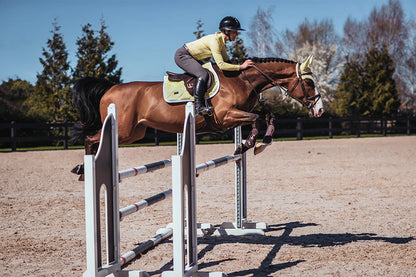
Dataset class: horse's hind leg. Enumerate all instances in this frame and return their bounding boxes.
[71,131,102,181]
[72,122,147,179]
[118,123,147,145]
[254,113,275,155]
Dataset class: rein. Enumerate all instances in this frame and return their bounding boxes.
[241,70,262,112]
[244,63,321,110]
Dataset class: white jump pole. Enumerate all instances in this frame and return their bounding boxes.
[119,159,172,181]
[120,228,173,266]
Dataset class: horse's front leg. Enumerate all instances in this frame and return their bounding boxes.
[254,113,275,155]
[234,122,259,155]
[220,109,260,155]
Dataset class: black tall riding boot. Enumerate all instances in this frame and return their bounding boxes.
[194,77,213,115]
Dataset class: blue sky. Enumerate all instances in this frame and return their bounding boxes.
[1,0,415,84]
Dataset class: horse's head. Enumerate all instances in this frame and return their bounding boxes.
[286,55,324,117]
[248,56,324,117]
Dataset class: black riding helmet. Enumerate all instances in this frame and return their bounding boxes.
[219,16,245,31]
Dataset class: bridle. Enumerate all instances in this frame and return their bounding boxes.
[243,63,321,110]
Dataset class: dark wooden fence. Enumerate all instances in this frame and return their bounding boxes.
[272,116,415,140]
[1,116,415,151]
[0,121,74,151]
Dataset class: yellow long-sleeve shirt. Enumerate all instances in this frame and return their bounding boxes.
[185,32,240,71]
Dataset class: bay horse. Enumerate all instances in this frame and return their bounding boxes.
[71,55,324,177]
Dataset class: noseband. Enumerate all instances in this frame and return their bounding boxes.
[247,63,321,110]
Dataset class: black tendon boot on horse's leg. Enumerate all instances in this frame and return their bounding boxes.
[71,164,85,181]
[194,77,213,116]
[254,113,276,155]
[234,126,259,155]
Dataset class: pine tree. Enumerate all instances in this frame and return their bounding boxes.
[27,19,74,122]
[341,0,411,111]
[334,47,400,117]
[73,19,122,83]
[362,47,400,116]
[334,60,363,117]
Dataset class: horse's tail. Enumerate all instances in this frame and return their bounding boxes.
[71,77,114,143]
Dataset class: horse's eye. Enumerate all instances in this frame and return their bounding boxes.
[305,79,315,88]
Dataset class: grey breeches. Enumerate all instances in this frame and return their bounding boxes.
[174,46,209,83]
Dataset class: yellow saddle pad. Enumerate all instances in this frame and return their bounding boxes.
[163,62,220,103]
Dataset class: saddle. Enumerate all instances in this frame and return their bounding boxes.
[165,70,214,96]
[163,62,220,104]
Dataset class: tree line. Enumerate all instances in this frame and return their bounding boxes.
[1,0,415,126]
[246,0,415,118]
[0,18,122,123]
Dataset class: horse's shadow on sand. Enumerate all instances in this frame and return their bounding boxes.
[148,221,414,276]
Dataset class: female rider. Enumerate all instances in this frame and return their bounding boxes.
[174,16,254,115]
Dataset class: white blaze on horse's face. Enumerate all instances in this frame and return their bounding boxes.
[312,87,324,117]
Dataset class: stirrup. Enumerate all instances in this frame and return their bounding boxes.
[196,105,214,116]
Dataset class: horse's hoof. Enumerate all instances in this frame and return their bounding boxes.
[254,142,270,155]
[234,143,249,155]
[234,144,243,155]
[71,164,84,175]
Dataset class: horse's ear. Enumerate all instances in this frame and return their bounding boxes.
[300,55,314,73]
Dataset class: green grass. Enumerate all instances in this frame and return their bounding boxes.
[0,145,85,152]
[0,133,412,152]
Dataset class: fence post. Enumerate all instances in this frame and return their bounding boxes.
[154,128,159,146]
[407,116,411,136]
[63,121,68,150]
[356,119,360,138]
[11,121,16,152]
[328,117,333,139]
[296,117,303,140]
[382,117,387,136]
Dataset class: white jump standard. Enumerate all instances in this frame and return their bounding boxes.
[83,104,173,277]
[83,103,267,277]
[162,103,268,276]
[163,103,227,277]
[175,110,267,237]
[215,126,267,236]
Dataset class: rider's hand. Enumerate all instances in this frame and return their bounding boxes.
[240,59,254,70]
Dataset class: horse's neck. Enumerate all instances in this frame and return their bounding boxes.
[247,62,296,91]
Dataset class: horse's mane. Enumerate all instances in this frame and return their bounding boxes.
[248,57,297,64]
[224,57,298,77]
[232,57,297,64]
